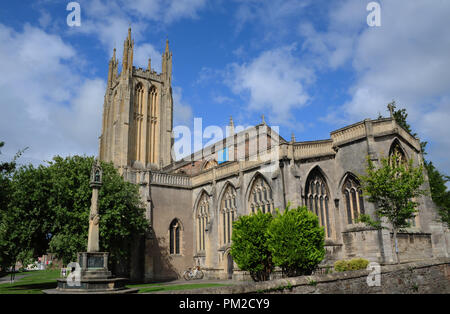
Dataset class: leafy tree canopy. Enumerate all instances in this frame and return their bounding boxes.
[1,155,149,273]
[357,154,426,264]
[387,102,449,227]
[266,206,325,277]
[358,155,426,230]
[230,210,273,281]
[424,160,450,227]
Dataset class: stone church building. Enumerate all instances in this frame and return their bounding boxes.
[99,29,449,281]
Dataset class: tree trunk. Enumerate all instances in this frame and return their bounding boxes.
[393,228,400,264]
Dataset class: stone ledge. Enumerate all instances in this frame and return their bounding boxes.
[43,288,139,294]
[156,258,450,294]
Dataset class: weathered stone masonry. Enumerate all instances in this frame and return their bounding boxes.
[98,29,450,282]
[161,259,450,294]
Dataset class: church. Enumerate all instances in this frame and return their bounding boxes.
[98,29,449,282]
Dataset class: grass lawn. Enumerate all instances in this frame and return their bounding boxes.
[126,282,231,293]
[0,269,60,294]
[0,270,230,294]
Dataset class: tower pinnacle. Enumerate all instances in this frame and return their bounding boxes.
[122,27,134,75]
[228,116,235,136]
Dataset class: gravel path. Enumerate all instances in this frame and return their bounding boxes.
[0,273,29,284]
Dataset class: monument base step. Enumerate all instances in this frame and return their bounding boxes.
[48,277,137,294]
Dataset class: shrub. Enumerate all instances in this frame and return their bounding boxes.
[348,258,369,270]
[230,210,273,281]
[334,260,349,272]
[334,258,369,272]
[266,206,325,277]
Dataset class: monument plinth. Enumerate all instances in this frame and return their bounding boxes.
[45,159,137,294]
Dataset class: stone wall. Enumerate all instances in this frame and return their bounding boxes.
[394,232,433,262]
[134,116,449,281]
[145,185,194,282]
[341,229,383,262]
[165,259,450,294]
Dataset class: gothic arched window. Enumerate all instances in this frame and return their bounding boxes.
[389,140,407,168]
[203,159,218,171]
[220,185,237,245]
[305,168,332,238]
[196,193,210,252]
[342,175,365,224]
[147,85,159,164]
[134,83,145,162]
[169,219,181,255]
[389,140,419,227]
[248,175,273,214]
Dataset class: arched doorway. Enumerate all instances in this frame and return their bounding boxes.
[227,253,234,280]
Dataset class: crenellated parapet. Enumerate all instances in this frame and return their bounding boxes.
[132,67,162,83]
[121,166,191,188]
[330,118,421,152]
[331,121,367,147]
[280,118,422,162]
[292,140,335,160]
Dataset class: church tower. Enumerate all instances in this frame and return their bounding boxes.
[99,28,174,171]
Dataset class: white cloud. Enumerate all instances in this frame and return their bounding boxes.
[38,9,52,29]
[173,86,193,126]
[122,0,162,21]
[68,0,207,74]
[73,0,207,55]
[118,0,207,23]
[232,0,312,39]
[0,21,191,167]
[194,67,221,86]
[0,23,77,124]
[213,95,234,105]
[0,0,206,166]
[226,45,314,125]
[134,43,162,72]
[297,0,367,70]
[308,0,450,175]
[54,79,106,153]
[0,23,105,165]
[164,0,207,23]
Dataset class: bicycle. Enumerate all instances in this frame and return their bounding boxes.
[183,266,204,280]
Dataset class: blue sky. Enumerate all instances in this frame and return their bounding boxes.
[0,0,449,184]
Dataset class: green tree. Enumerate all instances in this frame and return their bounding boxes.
[424,160,450,227]
[2,164,53,268]
[0,141,27,271]
[388,101,415,136]
[0,141,27,215]
[358,154,426,263]
[44,156,149,271]
[1,155,149,274]
[230,210,273,281]
[388,102,449,227]
[388,101,428,153]
[266,206,325,277]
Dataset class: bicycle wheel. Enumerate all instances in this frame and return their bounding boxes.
[195,270,204,280]
[183,271,191,281]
